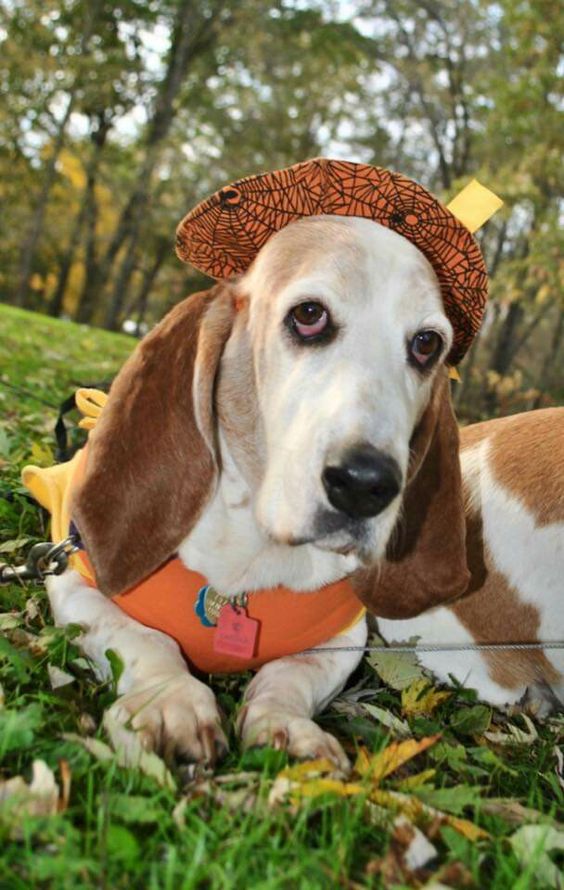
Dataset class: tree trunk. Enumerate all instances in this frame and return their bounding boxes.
[135,241,169,332]
[98,0,222,328]
[48,114,110,318]
[74,161,102,325]
[483,300,524,415]
[533,307,564,409]
[14,92,76,309]
[13,2,101,309]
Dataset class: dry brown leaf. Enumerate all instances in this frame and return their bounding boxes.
[481,798,557,827]
[58,760,71,812]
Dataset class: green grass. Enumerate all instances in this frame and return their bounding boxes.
[0,303,562,889]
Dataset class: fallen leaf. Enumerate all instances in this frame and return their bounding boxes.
[63,721,176,791]
[482,798,557,827]
[401,680,451,716]
[367,638,427,691]
[290,778,363,800]
[0,612,23,631]
[48,664,75,690]
[0,760,60,837]
[484,714,538,746]
[369,788,489,842]
[395,768,437,791]
[0,538,32,555]
[509,825,564,888]
[361,703,411,738]
[278,758,338,781]
[58,760,71,812]
[103,712,176,790]
[355,735,441,783]
[62,733,114,762]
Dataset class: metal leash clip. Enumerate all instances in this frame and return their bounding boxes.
[0,535,79,585]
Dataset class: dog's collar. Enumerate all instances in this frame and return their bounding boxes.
[195,583,249,627]
[176,158,502,364]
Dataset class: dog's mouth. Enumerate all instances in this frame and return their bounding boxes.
[281,509,371,558]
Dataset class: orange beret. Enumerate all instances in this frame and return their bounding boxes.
[176,158,490,364]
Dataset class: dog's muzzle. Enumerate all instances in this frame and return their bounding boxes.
[322,443,402,520]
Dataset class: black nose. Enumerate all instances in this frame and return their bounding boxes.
[322,444,402,519]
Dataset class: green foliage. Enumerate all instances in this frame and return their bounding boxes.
[0,304,562,886]
[0,0,561,418]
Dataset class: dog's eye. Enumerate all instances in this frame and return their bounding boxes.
[409,330,443,368]
[289,301,329,339]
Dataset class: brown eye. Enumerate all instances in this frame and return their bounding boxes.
[289,301,330,339]
[409,330,442,367]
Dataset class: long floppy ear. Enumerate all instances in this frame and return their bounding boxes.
[72,284,236,596]
[353,371,470,619]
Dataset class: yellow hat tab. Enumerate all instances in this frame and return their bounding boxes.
[447,179,503,234]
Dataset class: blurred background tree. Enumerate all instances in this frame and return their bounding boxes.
[0,0,561,420]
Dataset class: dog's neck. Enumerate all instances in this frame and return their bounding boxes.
[178,429,359,596]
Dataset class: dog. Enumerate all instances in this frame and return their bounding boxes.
[25,215,563,767]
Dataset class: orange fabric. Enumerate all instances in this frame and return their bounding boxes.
[24,443,364,674]
[175,158,488,364]
[74,550,363,675]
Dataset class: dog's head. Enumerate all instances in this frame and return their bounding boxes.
[73,215,469,614]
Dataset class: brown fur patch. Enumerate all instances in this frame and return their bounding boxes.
[460,409,564,526]
[353,371,470,618]
[72,285,236,596]
[452,526,559,690]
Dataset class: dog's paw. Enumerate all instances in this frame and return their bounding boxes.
[237,703,349,771]
[104,672,228,765]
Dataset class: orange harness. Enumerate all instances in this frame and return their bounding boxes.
[23,437,364,675]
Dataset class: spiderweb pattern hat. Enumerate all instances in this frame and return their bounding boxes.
[176,158,502,364]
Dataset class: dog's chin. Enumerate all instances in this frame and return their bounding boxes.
[311,532,379,566]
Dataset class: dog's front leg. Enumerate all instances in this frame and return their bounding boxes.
[47,570,227,763]
[237,615,367,770]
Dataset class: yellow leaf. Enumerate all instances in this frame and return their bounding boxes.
[396,769,437,791]
[355,735,441,783]
[279,758,337,781]
[291,779,363,800]
[448,815,490,842]
[402,680,451,716]
[369,788,489,842]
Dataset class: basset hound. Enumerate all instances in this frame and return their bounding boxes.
[25,215,564,767]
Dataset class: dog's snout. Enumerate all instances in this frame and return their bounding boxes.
[322,444,402,519]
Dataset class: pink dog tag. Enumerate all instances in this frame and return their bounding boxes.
[214,604,260,660]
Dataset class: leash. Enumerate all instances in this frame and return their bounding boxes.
[2,537,563,655]
[0,536,79,584]
[302,641,564,654]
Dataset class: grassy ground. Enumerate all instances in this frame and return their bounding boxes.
[0,303,562,890]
